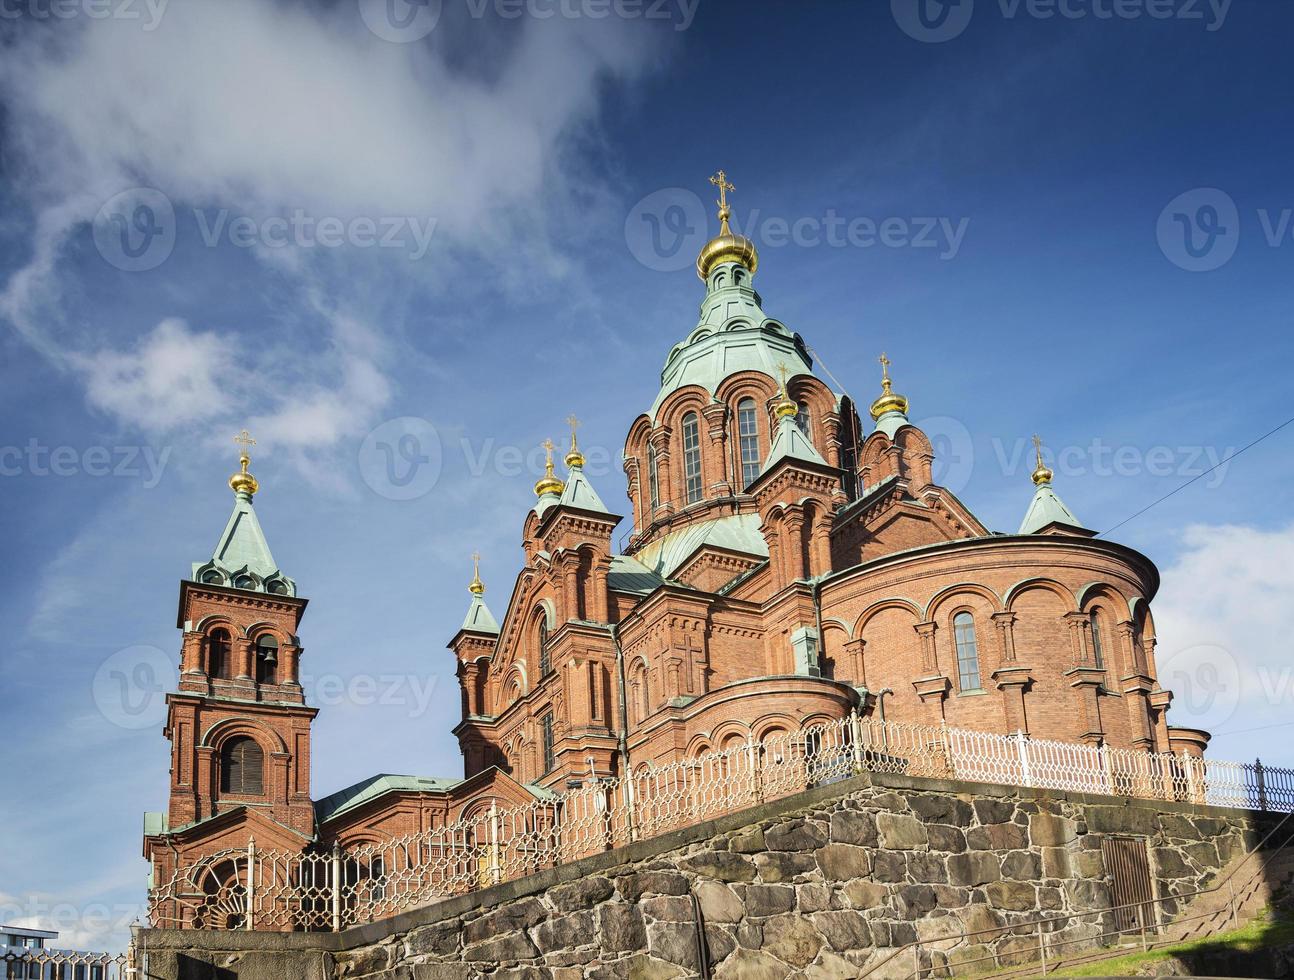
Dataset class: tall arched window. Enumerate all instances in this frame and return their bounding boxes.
[796,402,812,440]
[953,612,982,691]
[538,618,550,676]
[681,412,703,504]
[255,635,278,685]
[647,444,660,513]
[1089,610,1106,668]
[208,629,231,679]
[737,398,761,488]
[220,737,264,795]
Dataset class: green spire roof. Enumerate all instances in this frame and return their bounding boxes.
[758,411,828,482]
[462,592,500,633]
[1018,483,1085,534]
[558,461,611,514]
[192,489,295,596]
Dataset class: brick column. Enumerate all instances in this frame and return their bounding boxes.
[649,429,673,519]
[844,638,866,687]
[561,555,580,623]
[992,666,1034,734]
[912,675,951,725]
[702,402,731,498]
[992,612,1018,663]
[593,557,611,624]
[1065,611,1092,665]
[782,509,806,583]
[810,514,833,578]
[914,621,939,674]
[823,412,842,469]
[1065,666,1106,743]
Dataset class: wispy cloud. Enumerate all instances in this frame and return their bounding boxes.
[0,1,660,452]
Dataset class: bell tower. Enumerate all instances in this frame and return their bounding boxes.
[151,433,317,850]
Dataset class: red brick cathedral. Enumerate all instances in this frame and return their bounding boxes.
[143,173,1207,891]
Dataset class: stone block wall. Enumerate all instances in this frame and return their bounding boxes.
[140,771,1284,980]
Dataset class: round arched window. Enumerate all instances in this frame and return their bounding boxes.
[233,574,256,590]
[201,569,223,585]
[256,635,279,685]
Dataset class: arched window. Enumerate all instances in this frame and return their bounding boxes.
[540,713,555,774]
[633,661,650,721]
[647,444,660,513]
[537,618,550,676]
[953,612,982,691]
[681,412,703,504]
[233,574,255,591]
[208,629,231,679]
[737,398,761,488]
[1089,610,1106,668]
[796,402,812,440]
[255,635,278,685]
[220,737,264,795]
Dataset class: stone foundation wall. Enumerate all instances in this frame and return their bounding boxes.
[140,772,1284,980]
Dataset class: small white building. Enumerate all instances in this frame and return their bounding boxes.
[1,926,109,979]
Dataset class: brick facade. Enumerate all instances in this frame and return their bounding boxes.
[142,231,1203,919]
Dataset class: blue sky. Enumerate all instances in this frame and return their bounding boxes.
[1,0,1292,952]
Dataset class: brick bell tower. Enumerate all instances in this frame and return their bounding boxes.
[145,433,316,865]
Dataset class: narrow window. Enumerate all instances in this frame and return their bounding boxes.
[737,398,761,488]
[953,612,981,691]
[255,635,278,684]
[682,412,703,503]
[647,444,660,512]
[1090,610,1106,668]
[220,737,264,795]
[538,619,550,676]
[541,713,555,774]
[796,402,812,439]
[208,629,231,679]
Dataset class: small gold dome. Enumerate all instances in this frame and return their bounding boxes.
[696,169,759,280]
[564,414,585,469]
[1031,434,1054,486]
[773,364,798,418]
[697,231,759,281]
[469,552,485,595]
[869,353,910,421]
[229,430,259,497]
[534,438,565,497]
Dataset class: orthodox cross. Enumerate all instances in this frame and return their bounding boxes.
[776,361,791,398]
[709,169,735,229]
[879,353,893,393]
[1032,433,1044,466]
[542,438,556,465]
[234,428,256,459]
[566,413,581,451]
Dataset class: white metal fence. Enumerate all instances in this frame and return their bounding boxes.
[0,947,134,979]
[148,715,1294,932]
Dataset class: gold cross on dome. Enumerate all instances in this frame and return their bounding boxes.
[542,438,556,465]
[1032,433,1044,464]
[472,550,481,572]
[566,414,581,449]
[234,428,256,457]
[709,169,734,210]
[879,352,891,382]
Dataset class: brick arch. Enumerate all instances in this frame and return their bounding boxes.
[685,734,713,758]
[924,583,1004,623]
[1076,582,1133,620]
[244,621,292,645]
[198,716,287,755]
[752,713,798,742]
[194,614,241,637]
[712,722,749,749]
[851,597,923,638]
[655,385,712,432]
[1004,577,1076,612]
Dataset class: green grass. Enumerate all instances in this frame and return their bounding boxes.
[1048,907,1294,977]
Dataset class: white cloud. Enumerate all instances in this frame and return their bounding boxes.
[1151,522,1294,761]
[0,1,658,447]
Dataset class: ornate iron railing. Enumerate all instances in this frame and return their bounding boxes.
[147,715,1294,932]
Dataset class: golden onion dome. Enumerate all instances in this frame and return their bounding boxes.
[469,552,485,595]
[534,438,565,498]
[1031,434,1054,486]
[564,414,585,469]
[229,430,259,497]
[773,365,798,419]
[696,169,759,280]
[868,353,910,421]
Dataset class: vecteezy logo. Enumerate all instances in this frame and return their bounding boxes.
[1157,187,1240,272]
[358,416,443,500]
[1157,642,1241,731]
[916,415,975,494]
[92,188,176,272]
[358,0,441,42]
[624,188,710,273]
[892,0,974,43]
[93,645,177,730]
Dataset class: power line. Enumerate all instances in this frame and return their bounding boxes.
[1098,414,1294,538]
